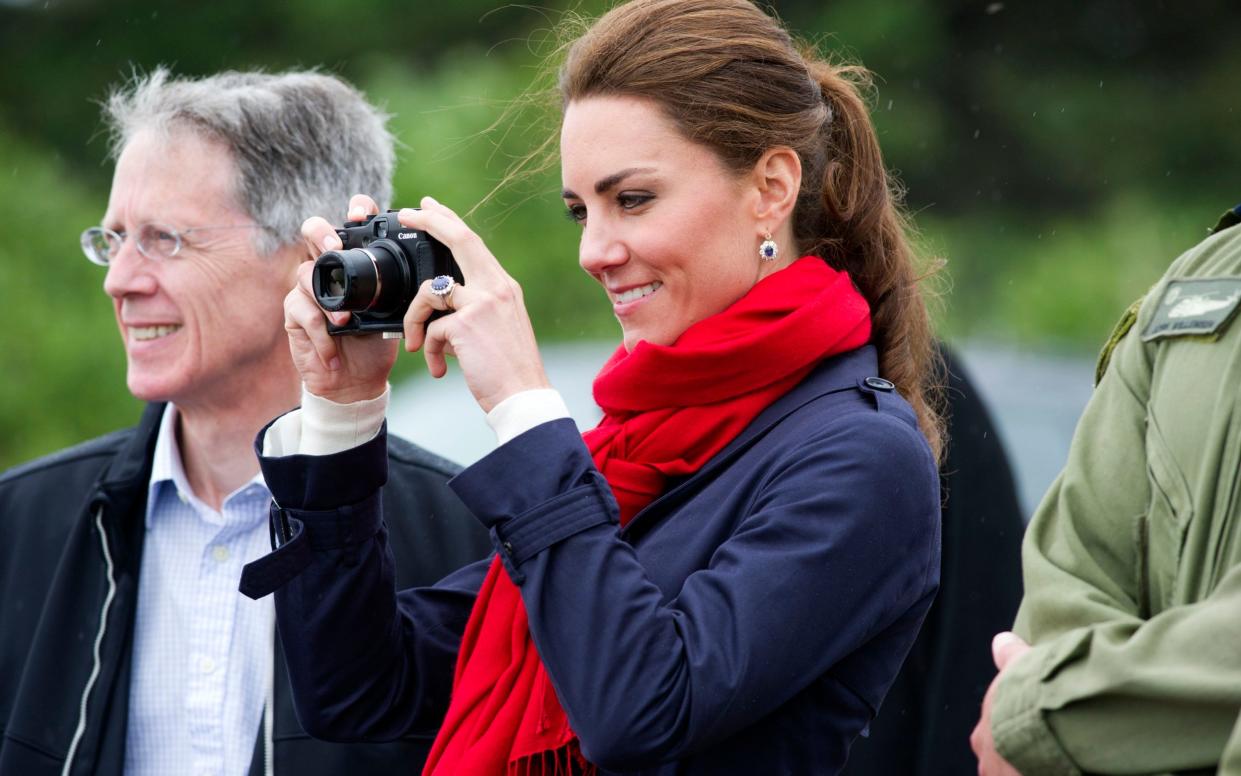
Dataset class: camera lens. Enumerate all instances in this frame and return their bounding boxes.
[312,254,360,311]
[312,242,411,315]
[327,267,346,298]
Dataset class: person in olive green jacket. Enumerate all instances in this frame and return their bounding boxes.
[970,203,1241,776]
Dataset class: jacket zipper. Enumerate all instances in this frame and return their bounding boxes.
[61,505,119,776]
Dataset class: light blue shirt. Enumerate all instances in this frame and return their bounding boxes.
[125,405,275,776]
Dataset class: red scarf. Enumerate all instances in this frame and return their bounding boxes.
[423,257,871,775]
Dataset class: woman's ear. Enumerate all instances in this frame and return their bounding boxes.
[750,146,801,229]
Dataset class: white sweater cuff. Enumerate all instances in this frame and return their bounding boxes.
[262,385,390,457]
[485,389,572,445]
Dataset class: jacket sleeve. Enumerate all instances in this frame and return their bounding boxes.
[1221,712,1241,775]
[452,415,939,771]
[993,306,1241,774]
[246,422,489,741]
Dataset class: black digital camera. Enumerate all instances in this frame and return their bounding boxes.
[312,210,462,335]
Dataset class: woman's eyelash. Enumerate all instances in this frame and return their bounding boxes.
[618,193,653,208]
[563,193,653,224]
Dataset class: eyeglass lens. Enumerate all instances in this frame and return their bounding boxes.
[81,223,183,265]
[83,229,115,264]
[138,224,181,259]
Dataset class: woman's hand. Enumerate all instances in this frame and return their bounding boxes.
[287,195,399,404]
[401,196,551,413]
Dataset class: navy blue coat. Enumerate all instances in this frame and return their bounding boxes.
[240,345,941,775]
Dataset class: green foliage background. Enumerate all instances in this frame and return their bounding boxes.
[0,0,1237,468]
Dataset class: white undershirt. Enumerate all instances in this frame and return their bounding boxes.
[264,386,571,457]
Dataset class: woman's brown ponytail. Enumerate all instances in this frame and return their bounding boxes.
[800,61,945,459]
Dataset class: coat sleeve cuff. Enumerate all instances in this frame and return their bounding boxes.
[254,413,390,511]
[449,418,617,582]
[991,642,1082,776]
[239,490,384,599]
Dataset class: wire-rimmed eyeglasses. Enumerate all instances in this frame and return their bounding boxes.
[79,222,273,266]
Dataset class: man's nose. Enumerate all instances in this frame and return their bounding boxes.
[102,237,157,299]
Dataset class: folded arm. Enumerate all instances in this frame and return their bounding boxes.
[994,308,1241,774]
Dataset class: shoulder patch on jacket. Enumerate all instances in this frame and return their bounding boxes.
[1139,278,1241,343]
[1095,295,1143,385]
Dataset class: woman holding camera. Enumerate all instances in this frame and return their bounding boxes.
[241,0,942,773]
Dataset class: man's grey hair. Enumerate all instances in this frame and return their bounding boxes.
[102,66,394,255]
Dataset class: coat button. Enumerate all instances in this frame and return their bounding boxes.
[502,541,514,555]
[864,376,895,391]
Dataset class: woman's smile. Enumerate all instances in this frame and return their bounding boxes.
[609,280,662,308]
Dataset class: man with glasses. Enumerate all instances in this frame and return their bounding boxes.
[0,68,489,776]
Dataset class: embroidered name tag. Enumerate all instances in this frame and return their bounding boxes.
[1141,278,1241,341]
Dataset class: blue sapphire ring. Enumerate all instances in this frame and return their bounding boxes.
[429,275,456,306]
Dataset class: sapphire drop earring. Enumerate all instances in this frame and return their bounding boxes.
[759,232,778,262]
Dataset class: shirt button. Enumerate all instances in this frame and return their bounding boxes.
[211,545,230,562]
[200,656,217,674]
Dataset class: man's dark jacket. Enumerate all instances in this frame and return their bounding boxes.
[0,402,491,776]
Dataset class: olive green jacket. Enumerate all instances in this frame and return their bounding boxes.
[991,219,1241,776]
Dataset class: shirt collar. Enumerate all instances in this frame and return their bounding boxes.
[146,404,267,529]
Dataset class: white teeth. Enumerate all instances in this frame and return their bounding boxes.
[615,281,662,304]
[130,324,182,341]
